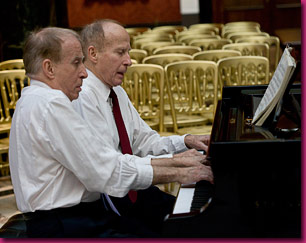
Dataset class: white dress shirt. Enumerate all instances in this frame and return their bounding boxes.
[9,80,153,213]
[72,69,188,160]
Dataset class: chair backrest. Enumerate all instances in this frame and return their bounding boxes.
[0,59,24,71]
[140,42,182,55]
[123,64,165,132]
[235,36,280,74]
[132,37,174,49]
[129,49,148,63]
[217,56,270,91]
[153,45,201,55]
[222,27,261,38]
[175,29,216,41]
[152,25,187,33]
[224,21,261,29]
[222,43,270,59]
[228,32,270,42]
[125,27,151,45]
[125,27,151,36]
[189,38,232,51]
[142,53,193,67]
[178,34,221,44]
[133,32,173,42]
[0,70,30,119]
[193,50,241,62]
[188,23,222,34]
[164,60,218,132]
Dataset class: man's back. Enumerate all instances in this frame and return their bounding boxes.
[9,80,101,213]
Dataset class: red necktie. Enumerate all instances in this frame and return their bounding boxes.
[109,88,137,203]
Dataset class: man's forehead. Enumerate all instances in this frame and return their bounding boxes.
[61,38,83,59]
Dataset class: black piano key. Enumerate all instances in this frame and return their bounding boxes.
[190,180,214,211]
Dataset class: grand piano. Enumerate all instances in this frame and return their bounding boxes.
[163,83,301,238]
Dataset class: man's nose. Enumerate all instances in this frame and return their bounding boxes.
[124,53,133,66]
[80,63,88,78]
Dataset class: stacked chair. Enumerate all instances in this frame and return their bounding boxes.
[0,66,30,176]
[235,36,280,77]
[123,21,279,138]
[217,56,269,89]
[164,60,218,135]
[153,46,201,55]
[123,64,169,135]
[142,53,193,67]
[222,43,270,59]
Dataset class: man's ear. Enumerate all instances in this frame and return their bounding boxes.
[88,46,98,63]
[42,59,55,79]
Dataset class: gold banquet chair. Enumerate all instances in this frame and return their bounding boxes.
[153,45,201,55]
[178,34,221,45]
[152,25,187,35]
[133,37,174,49]
[193,50,241,100]
[228,32,270,42]
[235,36,280,76]
[129,49,148,64]
[217,56,270,92]
[0,70,30,120]
[142,54,193,123]
[222,43,270,59]
[141,42,182,55]
[0,93,11,160]
[175,29,216,41]
[224,21,260,28]
[125,27,151,36]
[164,61,218,135]
[123,64,167,134]
[193,50,242,62]
[189,23,224,34]
[0,70,29,175]
[142,53,193,67]
[133,32,174,42]
[189,38,232,51]
[125,27,151,40]
[222,25,261,38]
[0,59,24,71]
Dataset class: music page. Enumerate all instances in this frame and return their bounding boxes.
[252,47,296,126]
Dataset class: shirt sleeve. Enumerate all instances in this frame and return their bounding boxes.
[42,98,153,197]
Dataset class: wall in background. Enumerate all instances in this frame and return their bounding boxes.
[67,0,181,28]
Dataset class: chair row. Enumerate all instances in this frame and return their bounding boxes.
[123,57,270,136]
[130,43,276,77]
[126,21,280,75]
[127,21,270,48]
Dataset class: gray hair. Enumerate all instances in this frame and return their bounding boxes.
[23,27,81,77]
[80,19,123,59]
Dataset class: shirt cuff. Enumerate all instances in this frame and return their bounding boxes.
[134,163,153,189]
[147,153,173,159]
[173,134,189,153]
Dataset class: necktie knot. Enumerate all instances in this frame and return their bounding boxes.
[109,88,116,99]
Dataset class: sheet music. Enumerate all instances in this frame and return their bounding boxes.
[173,188,195,214]
[252,47,296,125]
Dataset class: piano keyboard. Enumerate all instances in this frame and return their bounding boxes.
[173,180,214,214]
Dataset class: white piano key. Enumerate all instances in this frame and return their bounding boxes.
[173,188,195,214]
